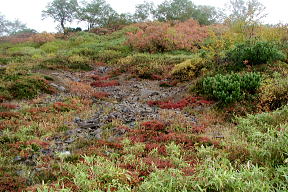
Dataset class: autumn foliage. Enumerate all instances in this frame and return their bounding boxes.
[126,19,208,52]
[148,96,213,110]
[90,80,120,87]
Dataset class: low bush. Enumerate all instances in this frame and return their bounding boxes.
[7,75,54,99]
[117,53,194,79]
[171,54,206,81]
[29,32,56,45]
[41,55,92,71]
[40,40,68,53]
[258,74,288,111]
[227,41,285,67]
[127,19,208,53]
[7,47,43,56]
[201,72,261,104]
[94,49,125,63]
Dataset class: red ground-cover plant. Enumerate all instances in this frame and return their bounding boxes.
[126,19,208,53]
[145,143,167,155]
[53,102,77,112]
[151,74,163,80]
[97,140,123,150]
[0,103,18,109]
[143,157,174,169]
[0,125,4,130]
[91,75,111,81]
[0,111,20,119]
[159,80,178,87]
[0,96,7,102]
[192,125,206,133]
[92,92,110,99]
[148,96,213,110]
[197,136,220,147]
[27,107,51,114]
[141,120,166,132]
[90,80,120,87]
[0,173,27,192]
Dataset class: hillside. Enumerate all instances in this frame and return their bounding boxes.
[0,20,288,191]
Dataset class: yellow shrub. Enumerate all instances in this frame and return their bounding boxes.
[172,55,205,81]
[68,55,89,64]
[256,25,287,42]
[258,74,288,111]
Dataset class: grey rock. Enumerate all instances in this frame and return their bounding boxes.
[98,66,108,73]
[64,138,75,144]
[40,149,52,155]
[14,156,22,162]
[78,122,99,129]
[50,83,66,92]
[140,89,160,97]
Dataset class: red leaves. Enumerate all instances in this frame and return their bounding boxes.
[0,112,20,119]
[0,103,18,109]
[91,75,111,81]
[159,80,178,87]
[141,120,166,132]
[143,157,174,169]
[145,143,167,155]
[27,107,50,114]
[92,92,110,99]
[148,96,213,110]
[97,140,123,150]
[127,19,208,52]
[90,80,119,87]
[53,102,76,112]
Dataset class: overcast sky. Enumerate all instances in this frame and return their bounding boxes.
[0,0,287,32]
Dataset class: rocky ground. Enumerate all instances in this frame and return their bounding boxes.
[4,65,225,190]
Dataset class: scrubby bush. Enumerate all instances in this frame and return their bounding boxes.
[41,55,92,71]
[29,32,55,45]
[94,49,125,63]
[258,74,288,111]
[201,72,261,104]
[7,47,43,56]
[227,41,285,67]
[7,75,54,99]
[40,40,68,53]
[127,19,208,53]
[171,54,206,81]
[117,53,194,79]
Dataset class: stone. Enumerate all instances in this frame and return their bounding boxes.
[64,138,75,144]
[50,83,66,92]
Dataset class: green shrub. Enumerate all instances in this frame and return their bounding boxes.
[7,47,43,56]
[201,72,261,104]
[40,40,68,53]
[41,56,92,71]
[7,75,54,99]
[94,50,125,63]
[227,41,285,67]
